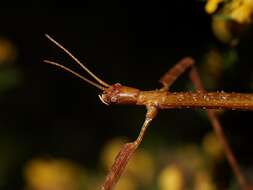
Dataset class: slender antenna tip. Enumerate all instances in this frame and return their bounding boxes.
[45,34,50,38]
[45,34,54,42]
[43,59,50,64]
[44,34,110,88]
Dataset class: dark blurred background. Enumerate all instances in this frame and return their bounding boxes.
[0,1,252,190]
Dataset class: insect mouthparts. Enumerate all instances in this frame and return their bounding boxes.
[99,94,109,106]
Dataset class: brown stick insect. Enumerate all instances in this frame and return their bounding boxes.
[44,34,253,190]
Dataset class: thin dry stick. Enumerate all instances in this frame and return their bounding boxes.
[44,35,253,190]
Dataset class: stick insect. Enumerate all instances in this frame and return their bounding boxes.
[44,34,253,190]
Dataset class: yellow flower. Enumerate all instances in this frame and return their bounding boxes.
[205,0,224,14]
[24,158,82,190]
[114,176,137,190]
[220,0,253,24]
[211,16,239,45]
[177,144,204,171]
[202,132,224,160]
[229,1,253,24]
[207,0,253,44]
[158,164,184,190]
[194,171,217,190]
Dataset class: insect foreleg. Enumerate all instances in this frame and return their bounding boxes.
[134,105,158,146]
[101,106,158,190]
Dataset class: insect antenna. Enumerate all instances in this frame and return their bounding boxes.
[45,34,110,87]
[44,59,105,90]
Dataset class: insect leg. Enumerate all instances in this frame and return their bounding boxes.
[189,67,252,190]
[101,142,137,190]
[159,57,251,188]
[159,57,195,91]
[101,106,158,190]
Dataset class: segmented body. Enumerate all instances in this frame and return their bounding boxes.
[101,83,253,110]
[137,91,253,110]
